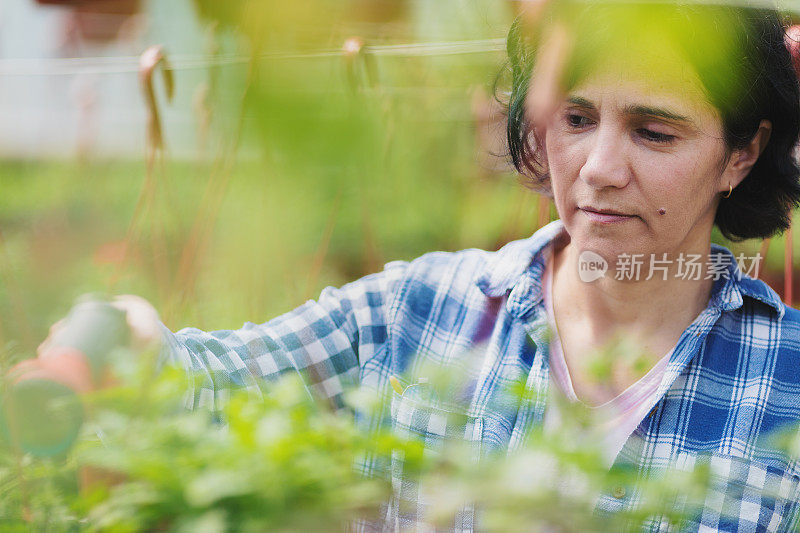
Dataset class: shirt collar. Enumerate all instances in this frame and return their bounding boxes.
[474,219,786,320]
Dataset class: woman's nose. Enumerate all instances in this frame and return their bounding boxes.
[578,126,632,189]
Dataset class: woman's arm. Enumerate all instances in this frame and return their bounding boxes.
[157,260,409,411]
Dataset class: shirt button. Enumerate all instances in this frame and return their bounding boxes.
[612,486,626,499]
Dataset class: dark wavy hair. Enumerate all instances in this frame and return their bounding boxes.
[504,2,800,241]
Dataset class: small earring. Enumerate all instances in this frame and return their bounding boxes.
[723,184,733,199]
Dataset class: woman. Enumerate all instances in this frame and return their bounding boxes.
[508,0,800,468]
[36,1,800,530]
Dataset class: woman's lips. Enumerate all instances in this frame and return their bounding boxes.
[579,208,637,224]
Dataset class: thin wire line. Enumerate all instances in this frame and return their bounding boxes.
[0,38,507,77]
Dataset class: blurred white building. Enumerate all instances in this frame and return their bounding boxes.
[0,0,514,160]
[0,0,209,158]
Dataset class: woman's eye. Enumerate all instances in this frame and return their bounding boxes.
[637,128,676,144]
[566,114,593,129]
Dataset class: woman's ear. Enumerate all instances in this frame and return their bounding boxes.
[721,119,772,192]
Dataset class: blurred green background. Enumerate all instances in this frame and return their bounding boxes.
[0,0,793,369]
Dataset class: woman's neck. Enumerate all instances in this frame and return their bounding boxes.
[551,240,715,346]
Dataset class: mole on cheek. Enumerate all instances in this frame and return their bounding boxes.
[658,208,666,215]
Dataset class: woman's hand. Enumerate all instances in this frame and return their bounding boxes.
[108,294,163,353]
[1,295,163,461]
[21,295,162,489]
[22,295,163,393]
[37,294,162,360]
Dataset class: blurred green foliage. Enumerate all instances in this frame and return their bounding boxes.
[0,0,533,369]
[4,346,795,531]
[0,0,793,369]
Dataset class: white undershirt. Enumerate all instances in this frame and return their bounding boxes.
[541,244,673,467]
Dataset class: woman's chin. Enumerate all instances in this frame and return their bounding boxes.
[567,238,654,277]
[568,233,645,259]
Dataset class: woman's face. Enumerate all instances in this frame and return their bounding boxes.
[543,54,733,266]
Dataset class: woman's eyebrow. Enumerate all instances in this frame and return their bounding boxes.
[624,104,695,126]
[565,96,696,127]
[566,96,594,110]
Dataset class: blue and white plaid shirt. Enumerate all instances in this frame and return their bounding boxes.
[160,219,800,532]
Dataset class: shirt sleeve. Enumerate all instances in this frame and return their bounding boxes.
[157,260,409,411]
